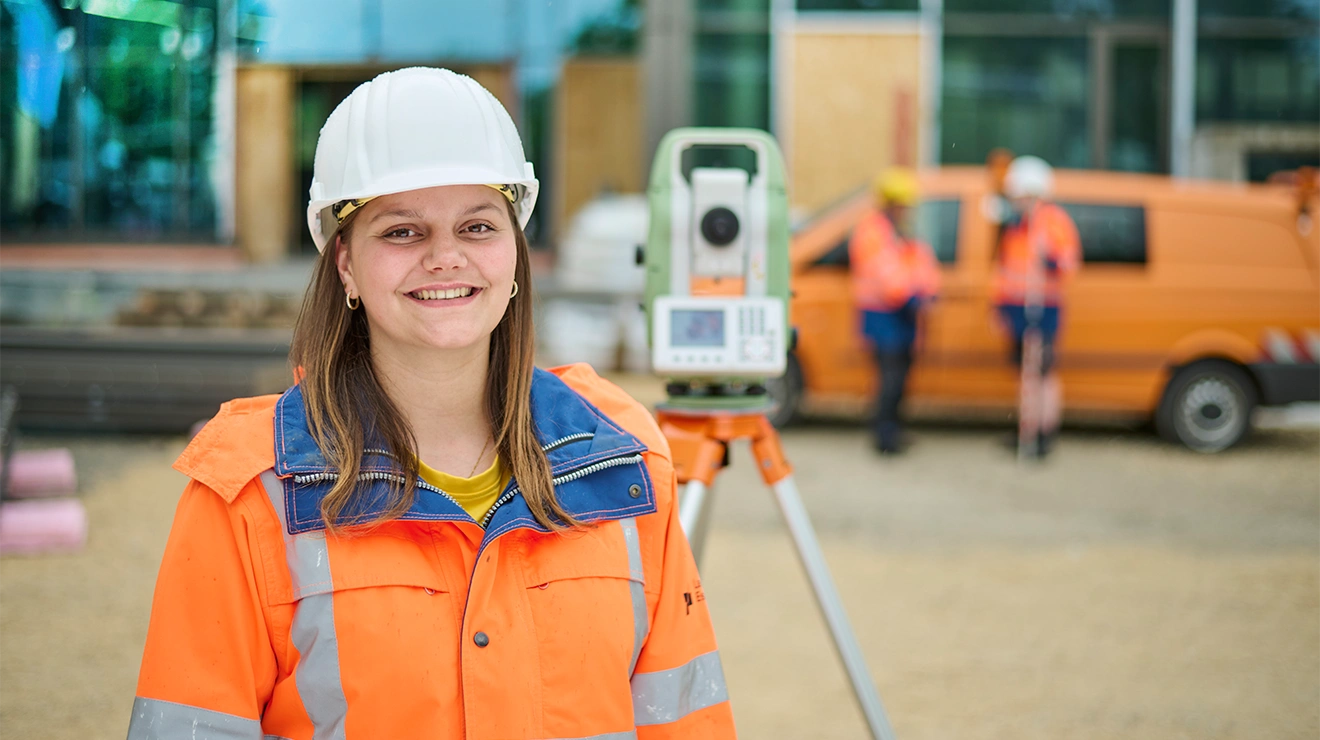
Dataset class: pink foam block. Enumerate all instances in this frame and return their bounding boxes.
[0,448,77,498]
[0,499,88,555]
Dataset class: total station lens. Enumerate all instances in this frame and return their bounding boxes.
[700,207,740,246]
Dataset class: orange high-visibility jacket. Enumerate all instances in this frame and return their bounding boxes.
[129,363,736,740]
[848,209,942,312]
[994,201,1081,307]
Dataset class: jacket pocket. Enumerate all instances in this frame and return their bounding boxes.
[263,526,461,737]
[520,520,645,733]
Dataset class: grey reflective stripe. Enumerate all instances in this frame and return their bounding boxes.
[127,696,262,739]
[620,517,648,676]
[261,470,333,600]
[631,650,729,727]
[259,470,349,740]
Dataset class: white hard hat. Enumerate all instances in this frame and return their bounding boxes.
[306,67,538,252]
[1004,155,1054,199]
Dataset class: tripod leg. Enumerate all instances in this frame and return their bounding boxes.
[770,473,898,740]
[678,480,716,567]
[1018,328,1043,463]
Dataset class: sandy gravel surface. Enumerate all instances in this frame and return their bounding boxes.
[1,388,1316,739]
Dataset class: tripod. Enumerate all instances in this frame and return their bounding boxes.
[656,396,898,740]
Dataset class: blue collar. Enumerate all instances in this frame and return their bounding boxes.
[273,368,655,535]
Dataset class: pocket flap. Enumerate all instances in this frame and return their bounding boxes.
[520,521,639,588]
[266,527,449,605]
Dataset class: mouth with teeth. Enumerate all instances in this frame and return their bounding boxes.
[408,286,481,303]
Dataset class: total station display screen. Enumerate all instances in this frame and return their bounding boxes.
[670,309,725,348]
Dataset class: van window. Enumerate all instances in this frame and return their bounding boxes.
[918,199,961,264]
[814,237,851,267]
[813,198,962,267]
[1058,203,1147,264]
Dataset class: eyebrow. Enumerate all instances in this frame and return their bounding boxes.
[369,208,425,224]
[369,202,500,224]
[461,203,501,218]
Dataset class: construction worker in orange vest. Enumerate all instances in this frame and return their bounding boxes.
[849,167,941,454]
[994,155,1081,458]
[127,68,735,739]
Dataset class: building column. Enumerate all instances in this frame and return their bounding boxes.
[642,0,693,165]
[213,0,238,243]
[918,0,942,167]
[1170,0,1197,177]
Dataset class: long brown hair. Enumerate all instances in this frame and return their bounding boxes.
[289,199,580,533]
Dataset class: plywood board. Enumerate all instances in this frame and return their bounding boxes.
[236,66,296,263]
[788,30,923,211]
[554,58,644,239]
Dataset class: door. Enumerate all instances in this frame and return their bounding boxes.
[923,190,1018,410]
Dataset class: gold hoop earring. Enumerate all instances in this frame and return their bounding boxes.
[510,280,518,298]
[346,292,360,310]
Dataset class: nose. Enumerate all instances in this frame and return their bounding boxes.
[421,233,467,271]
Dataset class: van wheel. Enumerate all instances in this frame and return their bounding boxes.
[1155,360,1257,453]
[765,353,804,428]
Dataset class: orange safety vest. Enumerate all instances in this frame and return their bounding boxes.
[129,363,735,739]
[848,209,941,312]
[993,201,1081,307]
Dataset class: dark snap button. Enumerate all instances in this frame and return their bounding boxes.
[473,631,490,648]
[628,484,641,498]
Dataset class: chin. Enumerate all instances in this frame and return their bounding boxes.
[414,330,490,353]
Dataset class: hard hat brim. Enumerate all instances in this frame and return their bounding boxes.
[307,167,539,252]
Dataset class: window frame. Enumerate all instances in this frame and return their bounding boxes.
[1055,201,1150,266]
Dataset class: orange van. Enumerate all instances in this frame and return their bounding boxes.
[772,168,1320,452]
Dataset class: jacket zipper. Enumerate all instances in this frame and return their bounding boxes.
[291,470,464,511]
[478,452,644,528]
[542,432,594,452]
[288,432,604,524]
[464,442,642,663]
[477,431,602,526]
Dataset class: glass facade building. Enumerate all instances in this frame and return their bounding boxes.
[939,0,1319,174]
[693,0,773,131]
[2,0,237,242]
[3,0,1316,247]
[1,0,639,246]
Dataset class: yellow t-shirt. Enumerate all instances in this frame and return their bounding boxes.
[417,456,509,525]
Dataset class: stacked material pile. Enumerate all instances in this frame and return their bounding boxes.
[0,387,87,555]
[540,195,651,372]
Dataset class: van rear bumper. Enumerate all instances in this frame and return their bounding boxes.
[1249,363,1320,405]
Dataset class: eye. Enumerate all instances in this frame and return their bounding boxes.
[383,227,420,239]
[464,222,496,234]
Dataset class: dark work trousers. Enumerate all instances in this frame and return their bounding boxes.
[873,346,914,451]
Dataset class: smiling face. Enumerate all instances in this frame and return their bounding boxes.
[335,184,518,362]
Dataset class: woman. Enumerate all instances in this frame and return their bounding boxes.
[128,68,735,739]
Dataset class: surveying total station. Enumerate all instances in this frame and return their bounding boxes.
[641,128,898,740]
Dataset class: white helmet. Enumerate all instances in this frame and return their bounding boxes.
[306,67,538,252]
[1004,155,1054,199]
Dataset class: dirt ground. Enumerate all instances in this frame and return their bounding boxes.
[1,377,1317,739]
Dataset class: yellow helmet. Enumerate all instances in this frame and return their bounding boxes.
[873,167,919,207]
